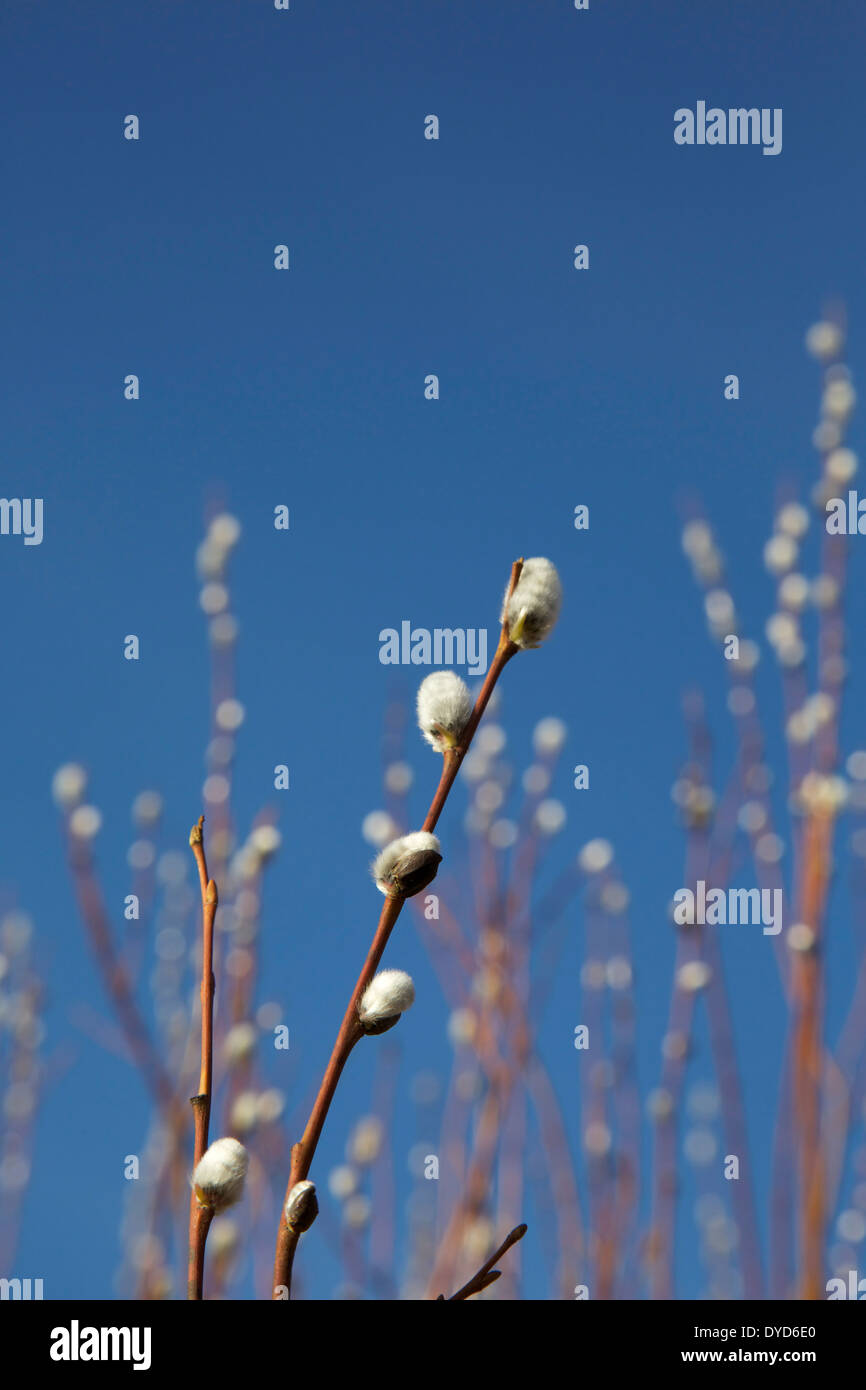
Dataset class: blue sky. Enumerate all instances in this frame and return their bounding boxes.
[2,0,866,1299]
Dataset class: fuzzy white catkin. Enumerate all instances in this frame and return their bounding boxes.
[52,763,87,809]
[208,513,242,549]
[532,717,567,756]
[416,671,473,751]
[249,823,281,859]
[805,321,842,362]
[223,1021,257,1065]
[503,557,562,648]
[358,969,415,1025]
[208,1217,239,1258]
[192,1137,249,1212]
[349,1116,384,1165]
[362,810,399,848]
[372,831,441,893]
[229,1092,259,1134]
[70,805,102,839]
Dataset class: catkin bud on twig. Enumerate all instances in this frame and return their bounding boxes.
[372,831,442,897]
[285,1180,319,1233]
[192,1137,249,1213]
[358,969,415,1034]
[417,671,474,752]
[52,763,87,809]
[502,557,562,648]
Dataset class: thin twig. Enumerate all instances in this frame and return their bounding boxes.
[436,1223,527,1300]
[187,815,219,1299]
[67,832,181,1122]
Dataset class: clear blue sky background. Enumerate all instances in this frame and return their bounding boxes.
[3,0,866,1299]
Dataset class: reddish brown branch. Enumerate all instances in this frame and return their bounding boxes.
[67,834,181,1122]
[271,561,525,1299]
[437,1223,527,1301]
[187,816,219,1299]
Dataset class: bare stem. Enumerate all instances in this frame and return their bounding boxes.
[793,809,832,1299]
[67,833,182,1125]
[187,816,219,1300]
[437,1223,528,1301]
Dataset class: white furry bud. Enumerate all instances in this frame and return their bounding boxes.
[249,824,281,861]
[503,557,562,648]
[208,513,241,549]
[806,321,842,362]
[348,1116,384,1165]
[192,1137,249,1213]
[223,1022,257,1066]
[208,1217,240,1258]
[416,671,473,752]
[52,763,87,809]
[358,969,415,1033]
[372,831,442,897]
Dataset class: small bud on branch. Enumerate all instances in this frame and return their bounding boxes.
[285,1180,319,1234]
[358,969,415,1033]
[372,831,442,898]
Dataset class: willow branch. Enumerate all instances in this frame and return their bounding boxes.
[436,1223,528,1301]
[187,815,219,1299]
[271,560,524,1299]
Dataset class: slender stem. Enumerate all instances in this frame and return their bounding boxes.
[67,833,181,1123]
[272,902,396,1297]
[439,1223,527,1301]
[187,816,219,1300]
[271,560,525,1299]
[423,632,520,834]
[187,1138,214,1300]
[793,810,832,1299]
